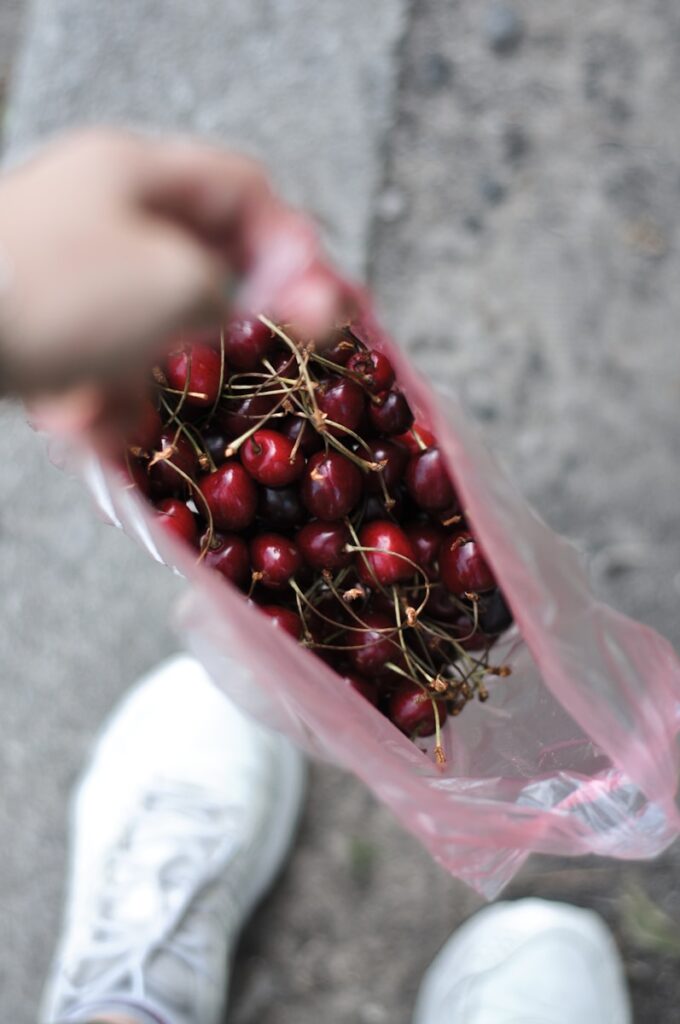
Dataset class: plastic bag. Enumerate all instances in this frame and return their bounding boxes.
[72,304,680,899]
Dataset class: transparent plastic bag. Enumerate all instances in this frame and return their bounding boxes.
[71,305,680,899]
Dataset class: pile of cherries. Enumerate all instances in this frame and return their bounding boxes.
[125,317,512,762]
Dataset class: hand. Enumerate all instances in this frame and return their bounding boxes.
[0,129,348,398]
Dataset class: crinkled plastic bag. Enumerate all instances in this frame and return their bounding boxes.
[72,305,680,899]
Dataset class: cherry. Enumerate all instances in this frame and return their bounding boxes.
[362,491,405,522]
[155,498,198,546]
[357,520,416,586]
[267,348,298,377]
[425,584,467,623]
[477,589,512,635]
[166,342,224,408]
[324,330,358,366]
[317,378,365,438]
[241,429,305,487]
[149,431,198,497]
[389,685,446,738]
[347,349,395,393]
[257,485,305,529]
[251,533,302,589]
[224,317,275,371]
[301,451,363,521]
[365,439,408,495]
[127,398,162,454]
[280,414,323,455]
[346,611,401,675]
[202,532,250,588]
[439,533,496,595]
[405,523,444,571]
[259,605,303,639]
[368,388,414,435]
[394,423,436,454]
[198,463,257,531]
[297,521,352,571]
[405,447,456,511]
[343,672,379,705]
[220,392,279,438]
[202,427,230,467]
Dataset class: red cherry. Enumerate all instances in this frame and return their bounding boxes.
[202,427,230,467]
[127,398,163,454]
[257,485,305,529]
[363,491,405,522]
[202,532,250,588]
[251,533,302,589]
[389,685,446,738]
[224,318,275,371]
[425,584,466,623]
[357,520,416,586]
[198,463,257,531]
[346,611,401,675]
[155,498,198,546]
[166,343,224,408]
[347,349,395,393]
[394,422,436,454]
[280,415,323,456]
[268,348,298,376]
[241,429,305,487]
[365,439,408,495]
[317,378,366,438]
[297,521,352,571]
[368,389,414,435]
[324,331,359,366]
[149,432,198,497]
[405,523,444,571]
[259,605,303,639]
[343,672,379,705]
[220,392,279,438]
[405,447,457,511]
[301,451,363,521]
[439,533,496,595]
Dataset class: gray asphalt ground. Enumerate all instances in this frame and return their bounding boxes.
[3,2,680,1022]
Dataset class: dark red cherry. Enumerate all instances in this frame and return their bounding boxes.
[347,349,395,393]
[259,605,303,639]
[301,451,363,521]
[127,398,162,454]
[394,423,436,454]
[202,532,250,588]
[362,491,405,522]
[125,458,150,497]
[439,533,496,595]
[224,318,275,371]
[198,463,257,531]
[220,392,279,438]
[267,347,298,377]
[297,521,352,571]
[425,584,466,623]
[251,533,302,589]
[343,672,379,705]
[405,447,456,511]
[357,521,416,586]
[202,427,230,467]
[346,612,402,675]
[477,589,513,635]
[149,432,198,497]
[368,389,414,435]
[324,330,359,366]
[155,498,198,546]
[280,414,323,456]
[257,485,305,529]
[241,429,305,487]
[405,523,444,571]
[317,378,366,438]
[365,439,408,495]
[389,685,446,738]
[165,342,224,408]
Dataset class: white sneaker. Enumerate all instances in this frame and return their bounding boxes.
[40,655,306,1024]
[412,898,632,1024]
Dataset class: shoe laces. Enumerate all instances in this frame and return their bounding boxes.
[56,778,248,1007]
